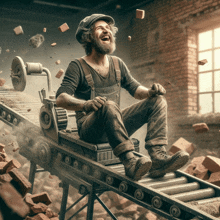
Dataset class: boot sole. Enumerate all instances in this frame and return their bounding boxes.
[148,151,189,178]
[133,157,152,181]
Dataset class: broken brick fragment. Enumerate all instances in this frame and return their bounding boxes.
[169,137,196,155]
[51,43,57,47]
[8,168,32,197]
[24,193,35,207]
[0,182,30,219]
[30,202,48,214]
[3,159,21,173]
[13,25,24,35]
[202,155,220,173]
[136,9,145,19]
[192,123,209,133]
[0,78,6,86]
[55,69,64,78]
[198,59,208,65]
[58,23,69,32]
[31,192,52,205]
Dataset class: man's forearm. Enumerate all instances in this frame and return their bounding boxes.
[134,86,150,100]
[56,93,85,111]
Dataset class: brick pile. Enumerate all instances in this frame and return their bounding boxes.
[0,144,59,220]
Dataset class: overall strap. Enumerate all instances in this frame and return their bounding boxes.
[111,56,121,84]
[77,58,95,91]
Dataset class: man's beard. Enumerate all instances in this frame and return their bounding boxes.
[91,34,116,55]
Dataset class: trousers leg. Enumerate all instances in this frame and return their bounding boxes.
[122,95,168,147]
[79,100,134,156]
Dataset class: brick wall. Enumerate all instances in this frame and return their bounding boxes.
[121,0,220,151]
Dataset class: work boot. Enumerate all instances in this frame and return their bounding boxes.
[147,145,189,178]
[121,153,152,181]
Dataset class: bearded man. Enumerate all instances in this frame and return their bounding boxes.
[56,14,189,181]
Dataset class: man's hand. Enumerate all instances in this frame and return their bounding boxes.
[148,83,166,97]
[83,96,107,113]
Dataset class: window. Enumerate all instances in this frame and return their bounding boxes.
[198,27,220,114]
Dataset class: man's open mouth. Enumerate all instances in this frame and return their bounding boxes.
[101,36,110,42]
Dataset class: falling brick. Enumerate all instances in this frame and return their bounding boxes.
[0,78,6,86]
[13,25,24,35]
[6,49,10,53]
[43,28,47,32]
[202,155,220,173]
[136,9,145,19]
[29,34,45,48]
[169,137,196,155]
[58,23,69,32]
[55,69,64,78]
[198,59,208,65]
[128,36,132,41]
[51,43,57,47]
[55,60,61,65]
[192,123,209,133]
[31,192,52,205]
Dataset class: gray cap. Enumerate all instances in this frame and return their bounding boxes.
[75,14,115,44]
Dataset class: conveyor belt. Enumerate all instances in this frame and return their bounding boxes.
[0,87,220,220]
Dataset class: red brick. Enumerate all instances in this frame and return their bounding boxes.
[58,23,69,32]
[194,164,209,180]
[192,123,209,133]
[45,208,58,218]
[202,156,220,173]
[31,192,52,205]
[184,163,196,175]
[3,159,21,173]
[136,9,145,19]
[55,69,64,78]
[208,171,220,186]
[191,156,205,165]
[9,168,32,197]
[0,183,30,218]
[24,193,35,207]
[169,137,196,155]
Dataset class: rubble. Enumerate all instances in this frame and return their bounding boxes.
[136,9,145,19]
[169,137,196,155]
[192,122,209,133]
[58,23,69,32]
[202,155,220,173]
[55,69,64,78]
[29,34,45,48]
[14,25,24,35]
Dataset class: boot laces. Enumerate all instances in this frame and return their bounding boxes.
[154,148,169,159]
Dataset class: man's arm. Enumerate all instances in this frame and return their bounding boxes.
[56,93,85,111]
[134,83,166,100]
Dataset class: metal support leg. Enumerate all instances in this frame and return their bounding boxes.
[59,182,69,220]
[87,184,96,220]
[28,161,37,194]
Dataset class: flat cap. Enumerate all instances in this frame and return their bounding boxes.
[75,14,115,44]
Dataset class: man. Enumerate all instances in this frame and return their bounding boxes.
[56,14,189,181]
